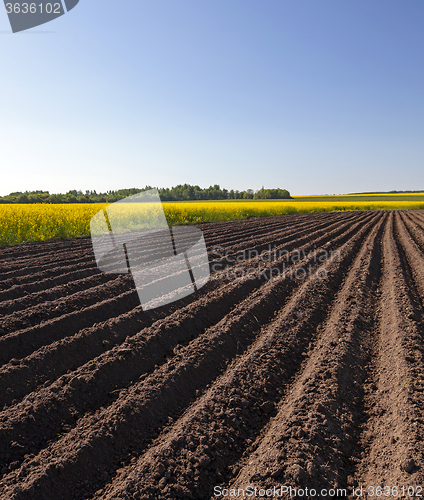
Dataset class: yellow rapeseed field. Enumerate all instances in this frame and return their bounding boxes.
[162,200,424,225]
[1,200,424,246]
[0,204,108,247]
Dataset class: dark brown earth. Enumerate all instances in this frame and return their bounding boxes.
[0,210,424,499]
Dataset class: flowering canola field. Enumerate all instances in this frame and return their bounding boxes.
[163,200,424,225]
[0,204,107,247]
[1,199,424,246]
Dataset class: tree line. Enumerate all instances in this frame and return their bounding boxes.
[0,185,291,203]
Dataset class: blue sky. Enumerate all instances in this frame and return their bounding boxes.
[1,0,423,196]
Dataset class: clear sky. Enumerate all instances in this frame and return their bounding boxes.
[1,0,423,196]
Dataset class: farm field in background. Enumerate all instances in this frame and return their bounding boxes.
[1,193,424,246]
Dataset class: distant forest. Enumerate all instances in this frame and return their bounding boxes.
[0,185,291,203]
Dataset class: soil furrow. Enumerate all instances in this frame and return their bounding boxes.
[0,267,100,306]
[0,212,372,406]
[394,213,424,302]
[0,283,140,365]
[0,252,95,284]
[203,212,345,253]
[0,239,92,271]
[200,212,333,248]
[2,211,423,500]
[351,211,424,492]
[0,208,371,456]
[91,213,386,500]
[0,271,113,315]
[207,212,386,499]
[407,209,424,228]
[400,211,424,257]
[0,211,373,406]
[0,213,381,499]
[0,213,347,307]
[0,276,135,335]
[0,261,98,299]
[207,212,360,270]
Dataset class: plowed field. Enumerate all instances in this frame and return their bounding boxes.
[1,210,424,499]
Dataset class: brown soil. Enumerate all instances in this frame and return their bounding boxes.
[0,210,423,499]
